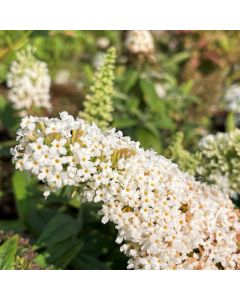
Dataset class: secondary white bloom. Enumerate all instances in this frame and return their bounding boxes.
[54,69,71,85]
[7,46,51,116]
[93,52,105,69]
[97,37,110,49]
[223,84,240,113]
[125,30,155,59]
[12,112,240,270]
[198,130,240,197]
[155,83,166,98]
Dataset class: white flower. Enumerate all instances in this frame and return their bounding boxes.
[155,83,166,98]
[43,190,51,198]
[54,69,71,85]
[97,37,110,49]
[125,30,155,57]
[7,46,51,116]
[50,139,67,155]
[223,84,240,113]
[11,112,240,270]
[93,52,105,69]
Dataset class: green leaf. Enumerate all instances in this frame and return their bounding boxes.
[25,208,56,236]
[163,73,177,86]
[152,118,176,130]
[83,64,94,82]
[180,80,194,95]
[0,220,25,234]
[71,253,109,270]
[0,235,19,270]
[0,140,17,158]
[12,170,46,234]
[172,51,190,64]
[12,170,29,200]
[122,69,139,92]
[37,213,79,247]
[135,128,162,153]
[0,101,20,132]
[12,170,31,221]
[113,118,137,129]
[144,122,160,138]
[0,64,8,83]
[80,230,113,257]
[140,79,165,117]
[34,253,55,270]
[218,35,230,51]
[48,239,83,269]
[0,95,7,112]
[127,96,140,114]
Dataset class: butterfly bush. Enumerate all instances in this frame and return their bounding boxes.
[7,46,51,116]
[125,30,155,60]
[197,129,240,197]
[11,112,240,270]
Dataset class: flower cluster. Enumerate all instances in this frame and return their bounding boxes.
[223,84,240,113]
[7,46,51,116]
[79,47,116,129]
[11,112,240,269]
[125,30,155,61]
[197,129,240,197]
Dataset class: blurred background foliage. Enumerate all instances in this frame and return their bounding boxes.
[1,30,240,269]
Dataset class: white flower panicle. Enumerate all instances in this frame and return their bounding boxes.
[198,130,240,197]
[125,30,155,60]
[97,37,110,49]
[11,112,240,270]
[223,84,240,113]
[7,46,51,116]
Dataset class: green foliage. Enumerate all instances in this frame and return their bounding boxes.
[0,31,31,83]
[37,213,79,247]
[12,170,41,223]
[0,31,31,63]
[79,47,116,129]
[0,235,18,270]
[0,95,20,135]
[11,170,126,270]
[0,231,51,270]
[168,132,199,175]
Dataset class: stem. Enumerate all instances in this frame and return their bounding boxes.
[226,111,236,132]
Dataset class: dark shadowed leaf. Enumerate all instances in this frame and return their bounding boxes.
[71,253,109,270]
[37,213,79,247]
[135,127,162,153]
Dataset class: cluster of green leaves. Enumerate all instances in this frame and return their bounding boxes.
[0,231,50,270]
[113,65,199,154]
[2,171,126,270]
